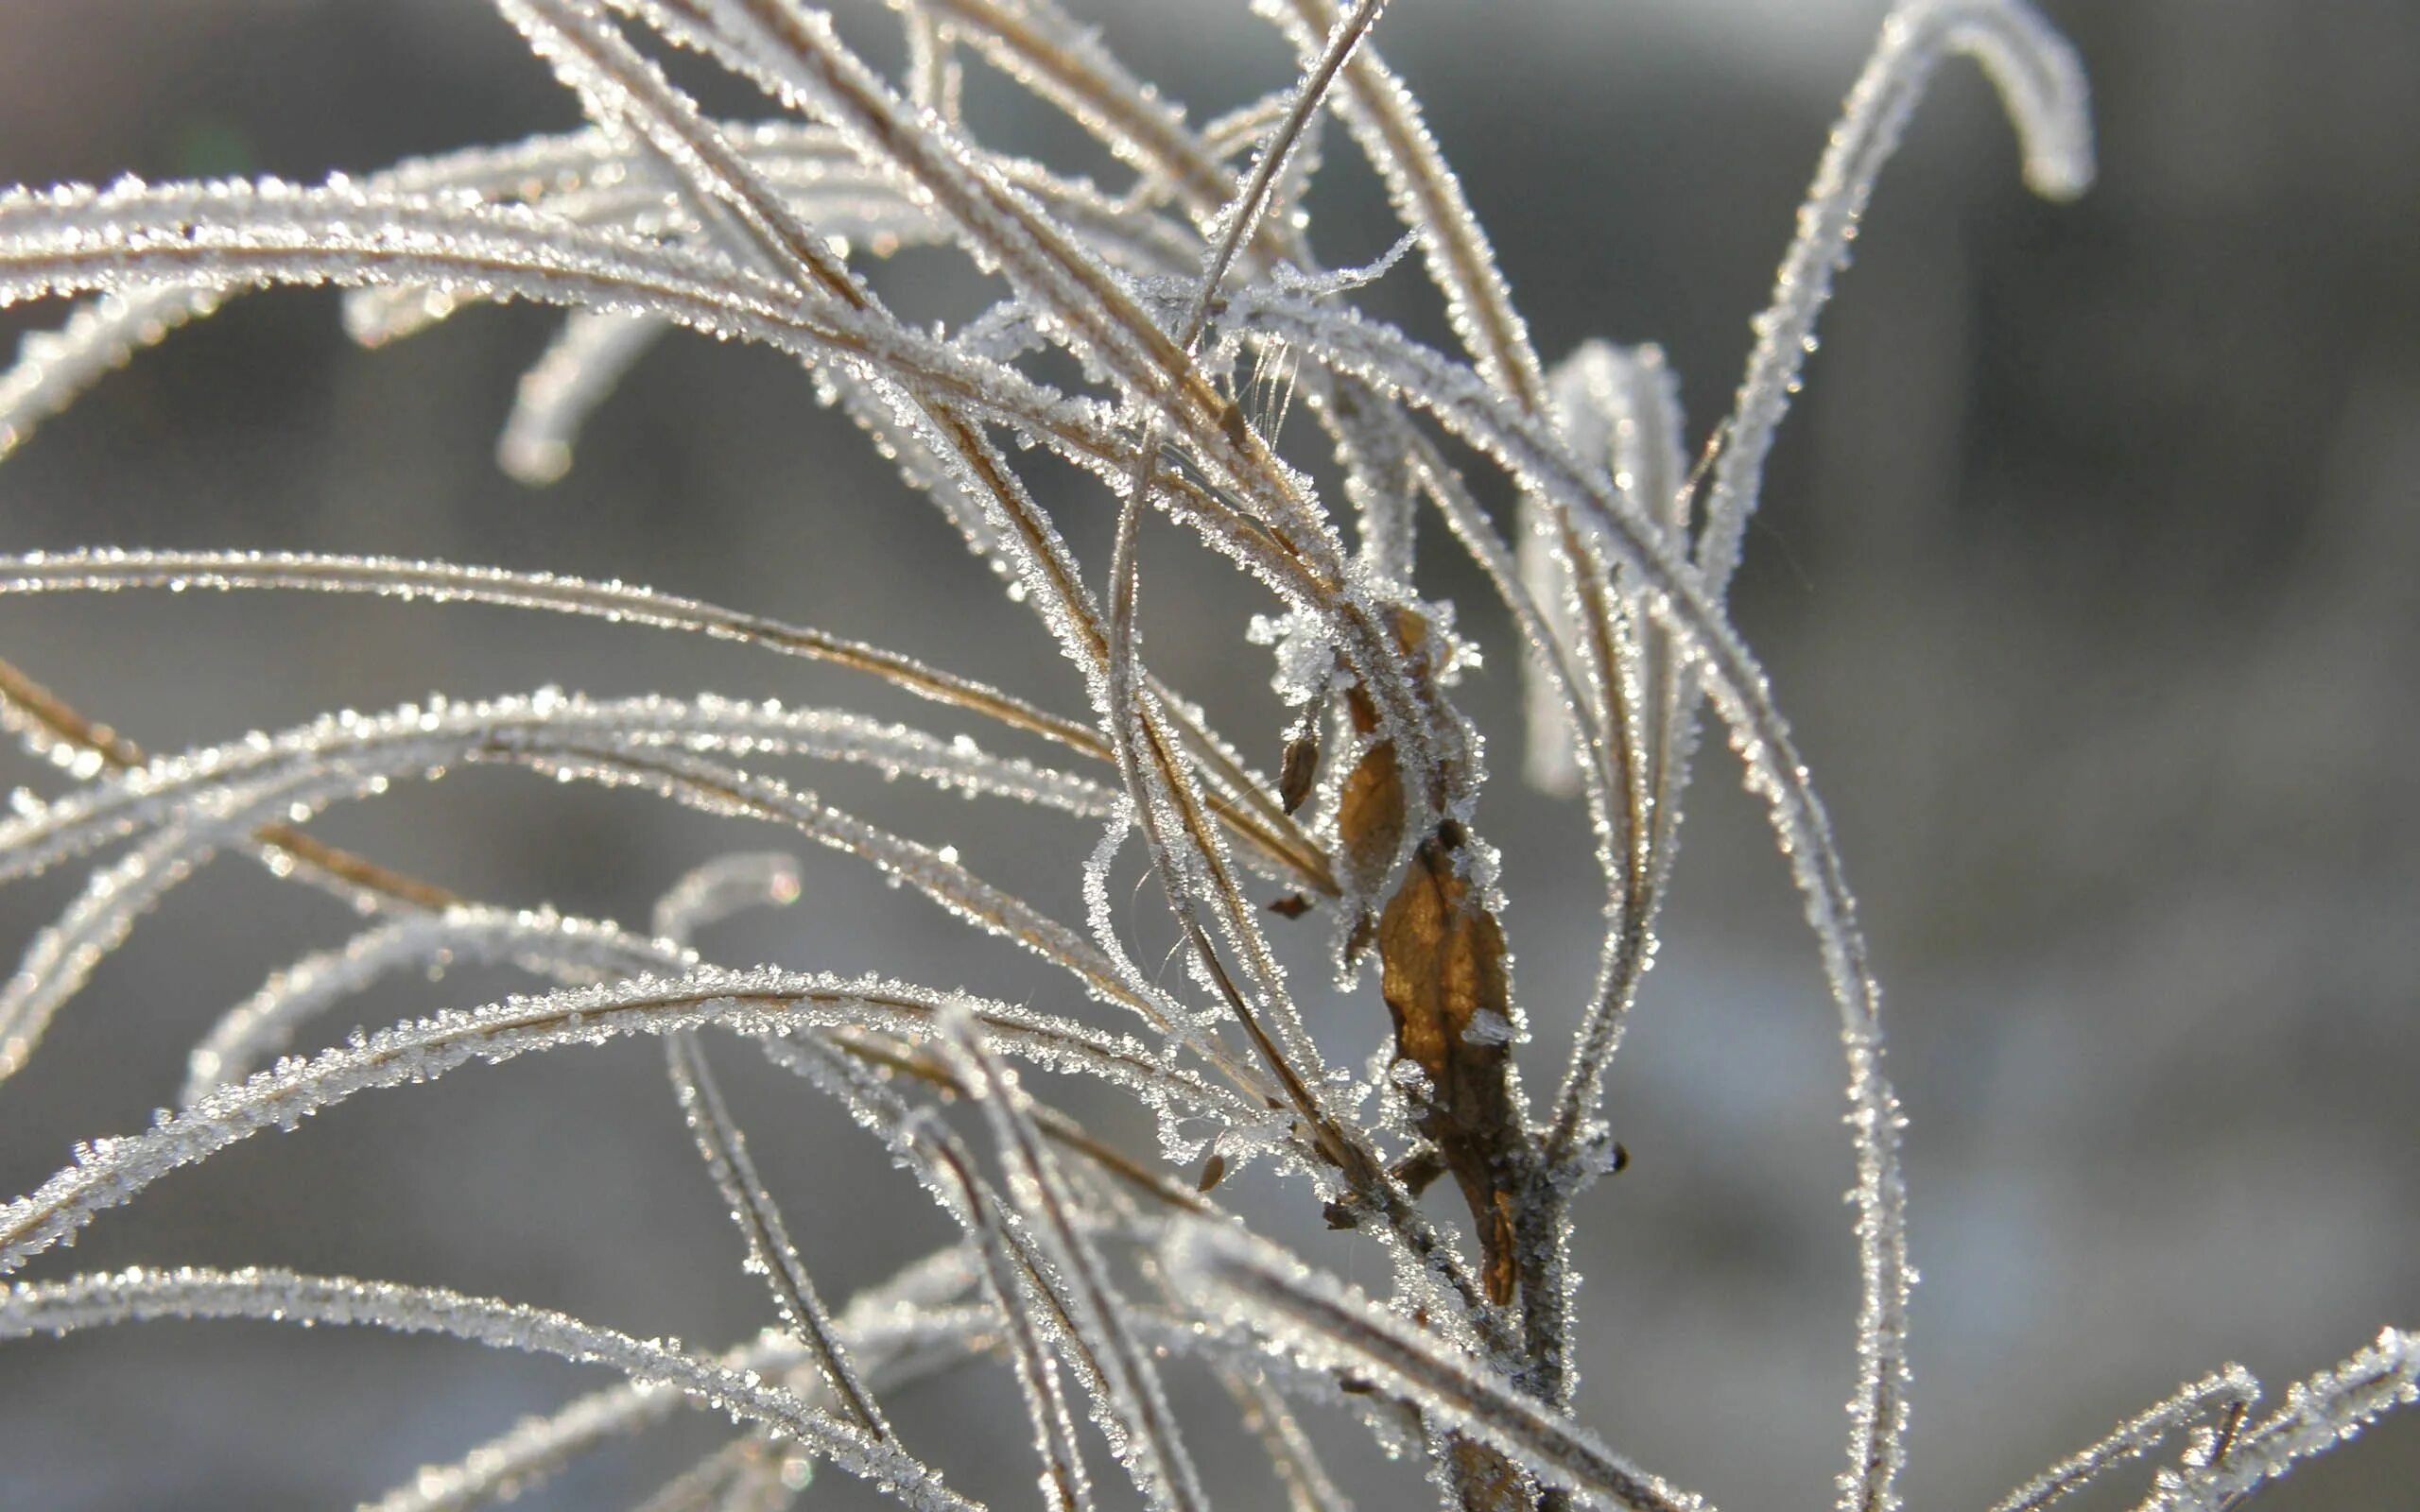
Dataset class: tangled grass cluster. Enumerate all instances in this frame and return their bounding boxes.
[0,0,2411,1508]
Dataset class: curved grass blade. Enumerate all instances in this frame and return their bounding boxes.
[936,1008,1204,1512]
[0,967,1214,1278]
[0,1266,972,1509]
[1164,1222,1704,1512]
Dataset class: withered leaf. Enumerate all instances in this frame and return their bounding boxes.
[1336,689,1404,966]
[1378,824,1524,1308]
[1336,714,1403,889]
[1336,603,1438,965]
[1278,730,1320,815]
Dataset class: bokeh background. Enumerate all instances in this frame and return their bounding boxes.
[0,1,2412,1507]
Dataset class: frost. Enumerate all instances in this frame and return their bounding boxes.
[1460,1009,1513,1049]
[497,310,664,482]
[1165,1222,1701,1512]
[665,1031,892,1439]
[1249,606,1342,706]
[0,4,2399,1512]
[0,1266,974,1509]
[183,904,687,1105]
[0,285,221,460]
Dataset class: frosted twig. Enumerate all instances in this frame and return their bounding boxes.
[898,3,961,124]
[0,697,1149,1083]
[1237,284,1911,1508]
[1536,342,1691,1177]
[0,184,1130,468]
[1697,0,2094,598]
[364,1254,988,1512]
[183,904,689,1104]
[0,689,1120,884]
[1984,1364,2256,1512]
[0,773,421,1083]
[910,0,1229,214]
[651,851,883,1444]
[499,0,870,313]
[1593,31,2094,1364]
[1078,3,1510,1370]
[493,4,1342,891]
[1098,0,1382,1166]
[876,0,1429,584]
[0,284,221,458]
[0,177,1370,863]
[1258,0,1545,413]
[523,0,1356,1136]
[648,850,876,1448]
[938,1008,1205,1512]
[0,1267,972,1509]
[766,1031,1098,1512]
[0,969,1219,1277]
[665,1032,892,1436]
[496,310,666,482]
[1258,1,1652,1059]
[0,652,463,917]
[1248,30,1659,1410]
[840,0,1450,626]
[0,550,1329,887]
[0,548,1091,747]
[625,0,1456,813]
[2129,1331,2419,1512]
[1166,1222,1705,1512]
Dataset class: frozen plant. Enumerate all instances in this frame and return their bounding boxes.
[0,1,2409,1508]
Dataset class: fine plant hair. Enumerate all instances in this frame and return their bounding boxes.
[0,1,2409,1508]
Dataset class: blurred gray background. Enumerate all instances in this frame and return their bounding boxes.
[0,0,2413,1507]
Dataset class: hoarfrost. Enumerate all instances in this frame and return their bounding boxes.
[0,5,2398,1512]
